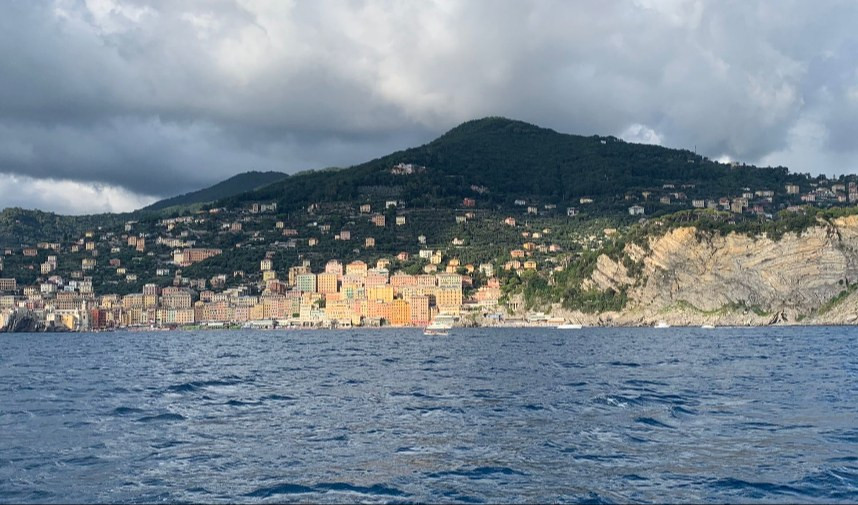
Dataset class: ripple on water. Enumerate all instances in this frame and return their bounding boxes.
[135,413,186,423]
[427,466,527,479]
[244,481,408,499]
[165,376,247,393]
[109,406,144,416]
[634,417,675,429]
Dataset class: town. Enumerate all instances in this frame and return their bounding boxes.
[1,169,856,331]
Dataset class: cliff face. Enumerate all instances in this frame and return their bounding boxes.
[579,217,858,325]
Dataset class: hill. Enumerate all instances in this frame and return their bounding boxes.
[220,117,807,212]
[141,171,288,212]
[0,208,127,248]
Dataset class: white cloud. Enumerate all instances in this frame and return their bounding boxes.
[620,124,663,145]
[0,173,156,215]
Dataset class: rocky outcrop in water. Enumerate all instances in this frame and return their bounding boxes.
[1,310,66,333]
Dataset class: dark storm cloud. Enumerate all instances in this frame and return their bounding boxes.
[1,0,858,213]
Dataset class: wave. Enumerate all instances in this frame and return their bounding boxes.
[244,481,407,498]
[166,376,246,393]
[135,413,186,423]
[109,406,144,416]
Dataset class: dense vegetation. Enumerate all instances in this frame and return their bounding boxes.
[142,171,287,212]
[221,117,807,214]
[0,208,128,247]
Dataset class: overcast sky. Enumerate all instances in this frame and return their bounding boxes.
[1,0,858,214]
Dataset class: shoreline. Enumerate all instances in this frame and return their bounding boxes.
[9,320,858,333]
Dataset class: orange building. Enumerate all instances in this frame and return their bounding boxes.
[390,299,411,326]
[317,272,338,294]
[408,295,430,326]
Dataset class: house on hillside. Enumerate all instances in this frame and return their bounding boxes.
[628,205,645,216]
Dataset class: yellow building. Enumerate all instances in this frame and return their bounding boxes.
[387,299,409,326]
[346,260,368,276]
[325,299,352,322]
[436,287,462,314]
[317,272,338,294]
[367,285,394,303]
[143,294,158,309]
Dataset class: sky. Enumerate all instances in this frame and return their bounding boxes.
[2,0,858,214]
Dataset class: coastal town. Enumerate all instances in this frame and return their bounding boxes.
[1,171,856,331]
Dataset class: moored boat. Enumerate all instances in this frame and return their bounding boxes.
[424,318,453,336]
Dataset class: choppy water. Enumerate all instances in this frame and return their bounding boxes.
[1,327,857,503]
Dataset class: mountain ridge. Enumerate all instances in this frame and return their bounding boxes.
[216,116,805,213]
[140,170,288,212]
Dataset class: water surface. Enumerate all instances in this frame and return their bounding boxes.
[1,327,857,503]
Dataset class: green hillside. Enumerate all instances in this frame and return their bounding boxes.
[141,171,288,212]
[221,117,806,212]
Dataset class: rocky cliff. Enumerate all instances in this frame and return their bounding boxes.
[557,216,858,326]
[1,309,67,332]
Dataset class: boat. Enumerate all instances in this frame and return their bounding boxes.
[424,318,452,336]
[701,324,716,329]
[557,323,583,329]
[654,321,671,328]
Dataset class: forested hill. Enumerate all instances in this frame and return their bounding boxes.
[141,171,287,212]
[221,117,808,211]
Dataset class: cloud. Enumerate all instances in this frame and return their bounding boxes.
[1,0,858,213]
[0,173,156,215]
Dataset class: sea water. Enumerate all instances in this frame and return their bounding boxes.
[1,327,857,503]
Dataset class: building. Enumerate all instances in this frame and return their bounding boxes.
[786,184,800,195]
[296,273,317,293]
[317,272,338,294]
[345,260,368,276]
[628,205,645,216]
[390,299,410,326]
[175,248,222,267]
[408,295,430,326]
[325,260,344,277]
[371,215,386,227]
[0,278,16,292]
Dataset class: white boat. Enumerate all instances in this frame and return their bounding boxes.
[557,323,583,329]
[424,319,452,336]
[701,324,716,329]
[654,321,671,328]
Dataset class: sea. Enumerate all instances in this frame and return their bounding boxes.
[1,326,857,504]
